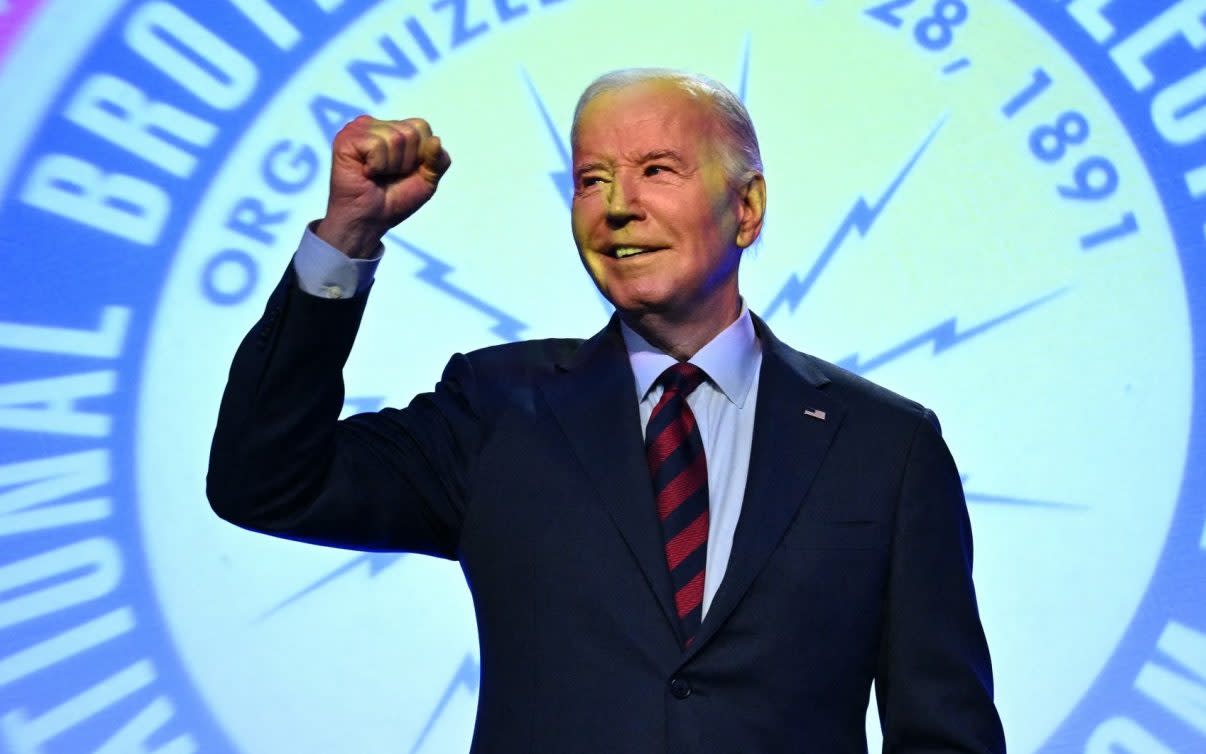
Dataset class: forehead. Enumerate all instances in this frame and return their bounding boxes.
[572,80,719,161]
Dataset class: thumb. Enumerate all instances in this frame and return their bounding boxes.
[418,135,452,184]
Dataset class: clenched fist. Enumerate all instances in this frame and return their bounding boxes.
[315,115,452,258]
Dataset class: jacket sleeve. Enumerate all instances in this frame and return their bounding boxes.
[206,266,479,557]
[875,409,1007,753]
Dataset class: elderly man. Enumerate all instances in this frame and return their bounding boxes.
[208,69,1006,753]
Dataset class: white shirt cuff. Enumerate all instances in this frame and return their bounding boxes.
[291,221,383,299]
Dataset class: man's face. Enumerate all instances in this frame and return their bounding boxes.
[570,81,757,325]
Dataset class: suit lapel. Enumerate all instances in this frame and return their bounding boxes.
[540,317,683,638]
[686,315,846,658]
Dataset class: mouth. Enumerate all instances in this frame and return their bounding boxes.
[607,245,665,259]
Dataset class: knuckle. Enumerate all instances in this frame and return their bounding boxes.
[347,114,374,132]
[374,124,412,152]
[402,116,430,132]
[335,115,377,145]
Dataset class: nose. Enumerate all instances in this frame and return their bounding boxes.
[605,170,645,227]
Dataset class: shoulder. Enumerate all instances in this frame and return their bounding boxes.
[811,354,937,429]
[457,336,586,385]
[432,336,590,411]
[759,320,940,438]
[767,342,956,491]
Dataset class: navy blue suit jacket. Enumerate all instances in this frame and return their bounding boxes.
[208,269,1006,753]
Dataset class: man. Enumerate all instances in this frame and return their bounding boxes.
[208,69,1006,753]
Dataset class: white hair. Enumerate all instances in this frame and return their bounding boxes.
[571,68,763,186]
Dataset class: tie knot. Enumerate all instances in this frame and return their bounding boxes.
[658,362,708,397]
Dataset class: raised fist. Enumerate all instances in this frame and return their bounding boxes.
[316,115,452,258]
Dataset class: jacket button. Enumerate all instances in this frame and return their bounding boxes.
[668,677,691,699]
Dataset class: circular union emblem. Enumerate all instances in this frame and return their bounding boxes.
[0,1,1202,752]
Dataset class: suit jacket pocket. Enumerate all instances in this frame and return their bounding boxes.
[781,519,889,550]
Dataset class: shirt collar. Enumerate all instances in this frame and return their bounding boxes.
[619,305,761,409]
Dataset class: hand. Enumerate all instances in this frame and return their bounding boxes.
[316,115,452,258]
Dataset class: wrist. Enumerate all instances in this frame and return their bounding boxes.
[314,216,384,259]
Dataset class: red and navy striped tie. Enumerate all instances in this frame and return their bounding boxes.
[646,363,710,646]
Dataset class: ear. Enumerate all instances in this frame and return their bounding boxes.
[734,173,766,249]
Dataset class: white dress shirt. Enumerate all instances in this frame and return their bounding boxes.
[619,314,761,618]
[293,226,764,618]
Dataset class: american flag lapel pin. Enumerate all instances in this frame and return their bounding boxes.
[804,408,827,421]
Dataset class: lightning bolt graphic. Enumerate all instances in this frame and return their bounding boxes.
[521,69,616,316]
[964,490,1085,509]
[835,289,1064,374]
[763,116,947,321]
[523,37,752,208]
[387,234,528,342]
[258,552,406,622]
[410,653,481,754]
[737,34,752,102]
[522,67,574,210]
[961,476,1084,510]
[342,395,387,417]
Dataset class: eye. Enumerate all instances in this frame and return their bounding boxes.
[578,175,605,189]
[644,164,670,177]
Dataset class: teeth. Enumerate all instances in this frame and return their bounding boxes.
[614,247,649,258]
